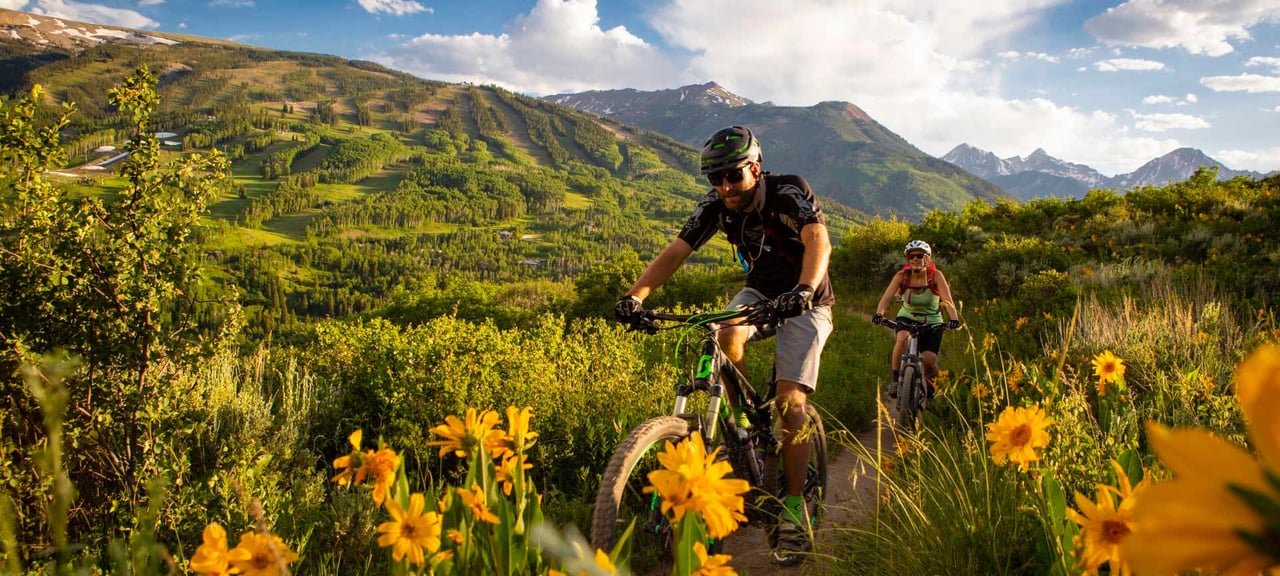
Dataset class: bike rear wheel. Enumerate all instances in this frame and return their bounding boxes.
[895,364,922,431]
[590,416,692,571]
[762,404,828,549]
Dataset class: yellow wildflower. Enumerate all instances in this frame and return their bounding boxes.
[331,429,363,486]
[446,529,463,546]
[456,484,500,524]
[985,405,1052,471]
[377,493,443,566]
[1124,344,1280,576]
[1014,316,1029,330]
[643,434,750,540]
[228,532,298,576]
[1005,363,1025,393]
[361,447,399,506]
[189,523,235,576]
[1066,461,1146,576]
[1092,350,1126,394]
[971,383,990,400]
[548,548,616,576]
[428,408,505,459]
[691,541,737,575]
[495,453,533,496]
[503,405,539,456]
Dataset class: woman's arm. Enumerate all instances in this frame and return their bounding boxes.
[934,269,960,321]
[874,271,905,316]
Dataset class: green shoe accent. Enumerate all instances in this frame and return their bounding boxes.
[783,494,806,527]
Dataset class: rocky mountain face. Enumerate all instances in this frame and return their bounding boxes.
[548,83,1007,218]
[944,143,1270,201]
[0,8,185,50]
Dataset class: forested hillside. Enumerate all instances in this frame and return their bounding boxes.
[2,30,860,341]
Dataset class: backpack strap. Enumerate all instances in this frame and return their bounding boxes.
[898,262,940,296]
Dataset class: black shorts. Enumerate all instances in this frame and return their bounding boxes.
[896,318,943,354]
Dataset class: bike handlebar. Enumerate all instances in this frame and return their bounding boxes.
[877,318,951,334]
[627,300,778,334]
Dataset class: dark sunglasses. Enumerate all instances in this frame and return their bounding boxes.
[907,253,927,260]
[707,166,747,186]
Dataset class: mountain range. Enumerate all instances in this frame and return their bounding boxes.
[547,82,1007,217]
[942,143,1274,201]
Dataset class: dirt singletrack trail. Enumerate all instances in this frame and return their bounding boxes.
[723,408,897,574]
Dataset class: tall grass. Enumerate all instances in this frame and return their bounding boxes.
[828,273,1273,574]
[829,408,1052,575]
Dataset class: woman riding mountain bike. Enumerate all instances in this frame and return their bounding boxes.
[872,240,961,400]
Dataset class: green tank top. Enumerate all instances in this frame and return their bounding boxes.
[897,274,942,323]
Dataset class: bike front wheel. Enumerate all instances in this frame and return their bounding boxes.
[590,415,692,571]
[895,364,922,431]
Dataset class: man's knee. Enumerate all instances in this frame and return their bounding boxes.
[774,382,807,418]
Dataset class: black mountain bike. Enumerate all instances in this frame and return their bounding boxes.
[591,302,828,570]
[878,318,951,431]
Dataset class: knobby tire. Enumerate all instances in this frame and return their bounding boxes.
[895,364,920,431]
[590,416,691,563]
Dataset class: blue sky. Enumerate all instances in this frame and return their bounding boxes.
[4,0,1279,175]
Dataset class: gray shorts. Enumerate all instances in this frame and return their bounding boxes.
[728,287,834,392]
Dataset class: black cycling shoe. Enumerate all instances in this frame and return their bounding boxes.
[771,521,812,566]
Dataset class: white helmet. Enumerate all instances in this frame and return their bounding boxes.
[904,240,932,255]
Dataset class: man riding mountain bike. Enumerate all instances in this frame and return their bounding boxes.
[614,125,834,564]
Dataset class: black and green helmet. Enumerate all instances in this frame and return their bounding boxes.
[699,126,762,175]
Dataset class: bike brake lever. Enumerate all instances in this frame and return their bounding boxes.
[629,313,660,334]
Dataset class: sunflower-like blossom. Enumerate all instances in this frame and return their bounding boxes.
[502,405,539,456]
[331,429,363,486]
[549,547,616,576]
[691,541,737,575]
[985,405,1052,471]
[1123,343,1280,576]
[1092,350,1126,395]
[644,434,750,539]
[456,484,500,524]
[496,453,533,496]
[377,493,443,566]
[189,523,235,576]
[1066,461,1148,576]
[428,408,506,459]
[360,447,399,506]
[227,531,298,576]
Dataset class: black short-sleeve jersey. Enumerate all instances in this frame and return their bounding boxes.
[677,173,835,306]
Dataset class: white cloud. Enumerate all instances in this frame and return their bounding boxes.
[1201,73,1280,93]
[0,0,29,9]
[1085,0,1280,56]
[1094,57,1165,71]
[1246,56,1280,72]
[374,0,1187,174]
[137,0,163,6]
[1127,110,1210,131]
[1142,93,1196,105]
[177,21,185,28]
[209,0,252,6]
[1213,147,1280,172]
[375,0,679,95]
[25,0,158,27]
[358,0,430,16]
[999,50,1059,63]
